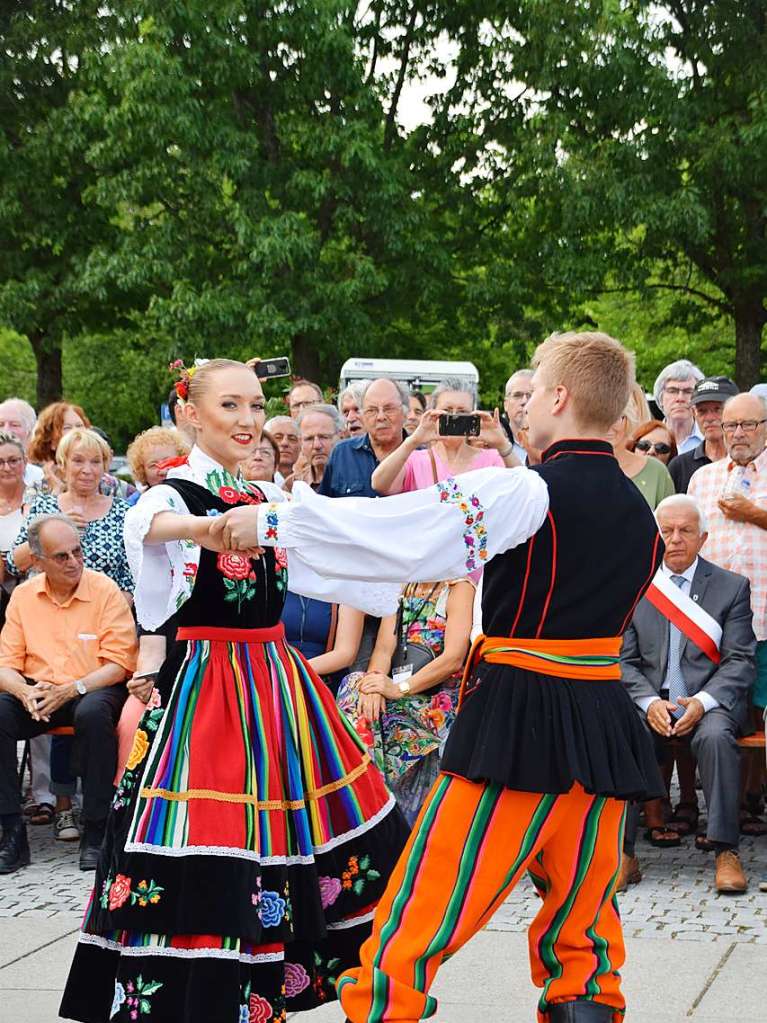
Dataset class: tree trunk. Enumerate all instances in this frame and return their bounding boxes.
[29,331,63,409]
[291,333,323,384]
[733,301,766,389]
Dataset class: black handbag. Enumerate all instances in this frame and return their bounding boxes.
[390,584,438,675]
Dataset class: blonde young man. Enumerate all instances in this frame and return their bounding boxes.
[213,333,664,1022]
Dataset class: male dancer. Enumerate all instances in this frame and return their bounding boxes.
[214,332,663,1022]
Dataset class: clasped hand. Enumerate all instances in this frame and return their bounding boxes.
[356,672,400,722]
[647,696,704,739]
[20,680,74,722]
[202,514,263,557]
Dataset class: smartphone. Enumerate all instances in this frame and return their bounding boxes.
[254,357,292,380]
[439,413,481,437]
[132,669,160,682]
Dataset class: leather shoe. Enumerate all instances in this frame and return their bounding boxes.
[78,822,105,872]
[615,853,641,893]
[715,849,747,894]
[549,999,615,1021]
[0,819,31,874]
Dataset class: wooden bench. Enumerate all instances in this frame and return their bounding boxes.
[737,730,766,750]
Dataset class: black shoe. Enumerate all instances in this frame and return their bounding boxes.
[78,822,105,871]
[0,819,31,874]
[549,1001,614,1022]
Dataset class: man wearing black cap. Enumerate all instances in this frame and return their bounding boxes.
[668,376,739,493]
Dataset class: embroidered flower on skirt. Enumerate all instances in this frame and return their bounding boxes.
[248,993,273,1023]
[284,962,310,998]
[318,875,342,909]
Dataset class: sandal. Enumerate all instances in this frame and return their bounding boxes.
[695,834,715,852]
[28,801,54,825]
[666,801,699,836]
[740,811,767,837]
[644,826,682,848]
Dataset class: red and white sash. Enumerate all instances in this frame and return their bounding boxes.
[644,569,721,664]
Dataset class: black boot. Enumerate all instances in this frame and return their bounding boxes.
[78,820,105,871]
[0,818,31,874]
[549,1001,614,1022]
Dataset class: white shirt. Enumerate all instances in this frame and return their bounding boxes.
[24,463,43,486]
[637,556,719,715]
[674,423,704,456]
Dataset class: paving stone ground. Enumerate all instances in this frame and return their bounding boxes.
[2,813,765,941]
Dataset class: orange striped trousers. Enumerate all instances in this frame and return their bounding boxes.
[338,774,627,1022]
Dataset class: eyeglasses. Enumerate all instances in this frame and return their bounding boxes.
[362,405,402,420]
[636,440,671,455]
[505,391,532,401]
[721,419,767,434]
[44,547,84,565]
[0,456,23,469]
[664,386,695,398]
[253,446,276,459]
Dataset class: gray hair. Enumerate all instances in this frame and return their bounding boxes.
[264,415,297,433]
[0,432,26,458]
[296,403,344,434]
[505,368,534,393]
[0,398,37,438]
[27,513,79,557]
[359,377,410,415]
[337,380,366,412]
[429,377,477,408]
[655,494,708,535]
[653,359,704,407]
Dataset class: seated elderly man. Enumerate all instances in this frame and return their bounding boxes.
[0,514,136,873]
[620,494,755,893]
[283,403,344,492]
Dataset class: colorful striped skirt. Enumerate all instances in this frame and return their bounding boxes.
[60,624,408,1023]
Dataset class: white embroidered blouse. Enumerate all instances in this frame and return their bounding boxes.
[125,447,550,631]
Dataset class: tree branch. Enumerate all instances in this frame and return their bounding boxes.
[384,6,418,151]
[595,282,731,316]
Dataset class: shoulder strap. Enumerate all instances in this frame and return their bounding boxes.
[428,447,439,486]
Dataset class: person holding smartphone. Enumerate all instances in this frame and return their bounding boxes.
[370,378,518,499]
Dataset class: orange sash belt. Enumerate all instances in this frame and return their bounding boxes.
[458,634,623,704]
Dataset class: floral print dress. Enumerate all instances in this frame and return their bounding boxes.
[337,580,468,825]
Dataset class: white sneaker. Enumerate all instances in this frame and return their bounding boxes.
[54,808,79,842]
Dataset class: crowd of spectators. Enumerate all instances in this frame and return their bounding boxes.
[0,354,765,897]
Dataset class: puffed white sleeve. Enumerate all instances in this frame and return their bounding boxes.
[255,467,549,613]
[124,485,201,631]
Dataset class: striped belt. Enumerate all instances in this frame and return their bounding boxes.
[459,633,622,704]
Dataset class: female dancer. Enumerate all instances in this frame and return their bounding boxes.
[60,359,408,1023]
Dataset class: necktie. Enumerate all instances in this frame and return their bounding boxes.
[666,574,688,718]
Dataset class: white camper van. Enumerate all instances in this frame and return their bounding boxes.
[338,358,479,398]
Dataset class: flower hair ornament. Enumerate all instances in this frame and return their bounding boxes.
[169,358,209,407]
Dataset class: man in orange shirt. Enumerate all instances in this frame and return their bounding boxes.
[0,514,137,872]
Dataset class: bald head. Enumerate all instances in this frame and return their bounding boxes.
[722,393,767,465]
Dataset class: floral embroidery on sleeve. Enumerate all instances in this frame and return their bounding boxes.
[436,477,487,573]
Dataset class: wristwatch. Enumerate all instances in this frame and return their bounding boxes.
[397,679,411,695]
[74,679,88,697]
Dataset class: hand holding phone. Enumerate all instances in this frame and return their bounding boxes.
[438,413,481,437]
[252,357,292,380]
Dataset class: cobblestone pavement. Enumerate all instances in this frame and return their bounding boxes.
[1,820,765,941]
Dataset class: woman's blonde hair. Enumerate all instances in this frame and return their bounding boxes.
[55,427,111,470]
[186,359,251,405]
[623,383,652,436]
[127,427,190,485]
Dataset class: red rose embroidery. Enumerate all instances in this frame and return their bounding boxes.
[217,552,251,581]
[249,993,273,1023]
[182,561,197,578]
[108,874,132,911]
[218,485,241,505]
[274,547,288,571]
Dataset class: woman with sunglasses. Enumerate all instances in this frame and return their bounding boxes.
[629,420,678,466]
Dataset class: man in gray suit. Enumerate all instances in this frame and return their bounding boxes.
[621,494,755,893]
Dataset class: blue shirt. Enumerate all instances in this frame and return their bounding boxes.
[317,434,382,498]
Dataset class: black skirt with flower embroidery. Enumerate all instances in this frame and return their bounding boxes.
[59,477,409,1023]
